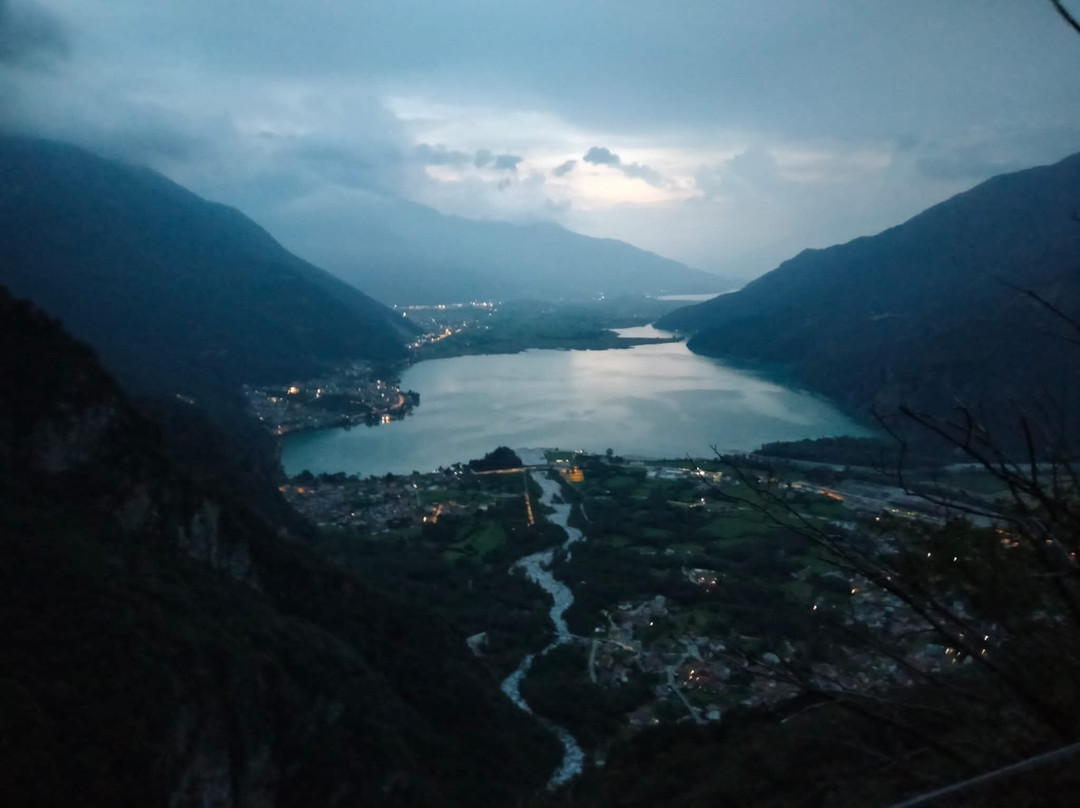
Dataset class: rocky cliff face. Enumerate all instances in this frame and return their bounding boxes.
[3,293,258,587]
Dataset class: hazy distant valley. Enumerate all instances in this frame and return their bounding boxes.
[274,194,734,305]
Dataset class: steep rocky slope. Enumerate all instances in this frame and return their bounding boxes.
[0,288,558,806]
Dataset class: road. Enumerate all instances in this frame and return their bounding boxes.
[665,655,705,725]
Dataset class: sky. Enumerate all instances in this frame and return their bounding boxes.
[3,0,1080,279]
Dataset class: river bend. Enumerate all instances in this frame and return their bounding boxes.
[499,462,586,789]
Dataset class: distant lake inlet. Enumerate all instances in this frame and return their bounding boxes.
[281,327,870,477]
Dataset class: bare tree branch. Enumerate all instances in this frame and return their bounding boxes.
[1052,0,1080,38]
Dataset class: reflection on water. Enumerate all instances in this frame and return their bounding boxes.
[282,332,869,477]
[654,291,737,302]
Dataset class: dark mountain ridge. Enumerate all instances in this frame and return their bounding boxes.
[0,136,412,413]
[658,152,1080,442]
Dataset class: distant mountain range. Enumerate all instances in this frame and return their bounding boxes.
[281,195,728,304]
[0,137,413,414]
[658,152,1080,442]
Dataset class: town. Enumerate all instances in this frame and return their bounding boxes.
[281,446,1009,751]
[243,360,419,435]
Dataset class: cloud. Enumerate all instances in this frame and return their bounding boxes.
[695,146,783,200]
[582,145,665,187]
[493,153,522,172]
[916,154,1020,182]
[409,166,569,225]
[415,147,518,172]
[3,0,1078,286]
[0,0,68,69]
[414,143,470,166]
[552,159,576,177]
[911,125,1080,183]
[583,146,621,166]
[620,162,664,187]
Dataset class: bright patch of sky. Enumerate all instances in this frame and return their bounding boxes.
[3,0,1080,278]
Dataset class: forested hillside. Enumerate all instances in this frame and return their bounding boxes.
[0,287,559,806]
[0,137,413,418]
[658,152,1080,441]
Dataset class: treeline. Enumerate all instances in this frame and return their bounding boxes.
[755,435,946,469]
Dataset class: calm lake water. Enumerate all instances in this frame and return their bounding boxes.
[281,327,869,477]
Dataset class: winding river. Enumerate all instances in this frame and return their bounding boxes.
[499,460,587,789]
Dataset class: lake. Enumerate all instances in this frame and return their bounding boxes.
[281,327,870,477]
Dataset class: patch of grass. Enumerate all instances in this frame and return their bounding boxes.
[606,475,645,492]
[546,451,579,463]
[419,488,454,505]
[704,513,776,541]
[784,581,814,601]
[453,522,506,558]
[923,472,1010,497]
[802,500,847,519]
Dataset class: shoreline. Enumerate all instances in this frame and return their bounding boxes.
[270,332,680,441]
[413,334,681,362]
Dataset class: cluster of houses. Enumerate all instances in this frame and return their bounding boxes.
[244,362,416,436]
[282,472,481,532]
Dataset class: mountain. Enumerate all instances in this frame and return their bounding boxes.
[278,195,727,304]
[657,152,1080,439]
[0,286,559,805]
[0,137,413,416]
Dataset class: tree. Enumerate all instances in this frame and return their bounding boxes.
[466,446,523,472]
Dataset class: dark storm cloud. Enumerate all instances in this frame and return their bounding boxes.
[24,1,1079,159]
[583,146,620,166]
[51,0,1076,146]
[493,153,522,172]
[0,0,68,68]
[552,159,576,177]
